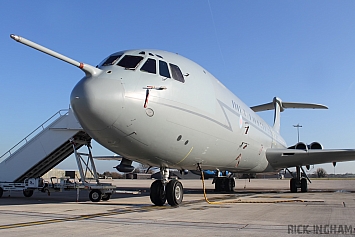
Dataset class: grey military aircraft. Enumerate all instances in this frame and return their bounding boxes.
[10,34,355,206]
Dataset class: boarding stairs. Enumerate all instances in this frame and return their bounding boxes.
[0,109,91,183]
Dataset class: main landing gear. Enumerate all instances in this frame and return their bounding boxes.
[287,166,311,193]
[150,167,184,206]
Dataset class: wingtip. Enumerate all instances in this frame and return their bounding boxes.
[10,34,20,41]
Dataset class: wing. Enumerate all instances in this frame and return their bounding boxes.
[266,149,355,169]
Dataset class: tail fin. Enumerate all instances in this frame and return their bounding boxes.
[250,97,328,133]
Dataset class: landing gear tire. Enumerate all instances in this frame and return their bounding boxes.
[224,178,235,193]
[23,189,34,197]
[101,193,111,201]
[166,179,183,206]
[301,178,308,192]
[0,187,3,198]
[214,178,223,192]
[89,189,102,202]
[214,177,235,192]
[290,178,297,193]
[150,180,166,206]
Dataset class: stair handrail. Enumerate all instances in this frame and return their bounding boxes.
[0,109,69,161]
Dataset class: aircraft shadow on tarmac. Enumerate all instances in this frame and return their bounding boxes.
[1,185,346,206]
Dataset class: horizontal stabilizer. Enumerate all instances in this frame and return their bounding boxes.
[250,97,328,133]
[251,101,328,112]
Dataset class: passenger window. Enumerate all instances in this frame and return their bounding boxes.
[101,55,122,66]
[117,55,144,69]
[140,58,156,74]
[169,64,185,83]
[159,60,170,78]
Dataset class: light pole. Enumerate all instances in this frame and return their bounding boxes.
[293,124,302,143]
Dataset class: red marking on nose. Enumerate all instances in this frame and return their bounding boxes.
[144,89,150,108]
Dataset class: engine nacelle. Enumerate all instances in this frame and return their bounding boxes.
[295,142,308,150]
[308,142,323,150]
[288,142,323,151]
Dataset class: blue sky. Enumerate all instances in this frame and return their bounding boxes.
[1,1,355,174]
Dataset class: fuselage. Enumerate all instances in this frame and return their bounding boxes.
[70,49,287,173]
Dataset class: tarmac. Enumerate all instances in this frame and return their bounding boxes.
[0,178,354,236]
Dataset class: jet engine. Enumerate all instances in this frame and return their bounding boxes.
[295,142,307,150]
[288,142,323,150]
[288,142,307,150]
[307,142,323,150]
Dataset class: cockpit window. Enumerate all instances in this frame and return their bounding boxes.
[159,60,170,78]
[117,55,144,69]
[101,54,122,66]
[140,58,156,74]
[169,63,185,83]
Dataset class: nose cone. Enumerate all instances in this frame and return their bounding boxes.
[70,76,124,131]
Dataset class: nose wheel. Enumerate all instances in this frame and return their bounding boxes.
[150,167,184,206]
[150,180,166,206]
[150,179,184,206]
[166,179,183,206]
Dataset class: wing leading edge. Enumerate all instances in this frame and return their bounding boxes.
[266,149,355,169]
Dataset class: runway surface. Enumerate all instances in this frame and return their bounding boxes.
[0,179,354,236]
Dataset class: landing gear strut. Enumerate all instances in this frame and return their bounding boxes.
[287,166,311,193]
[150,167,184,206]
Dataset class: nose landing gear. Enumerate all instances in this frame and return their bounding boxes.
[166,179,183,206]
[149,167,184,206]
[150,180,166,206]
